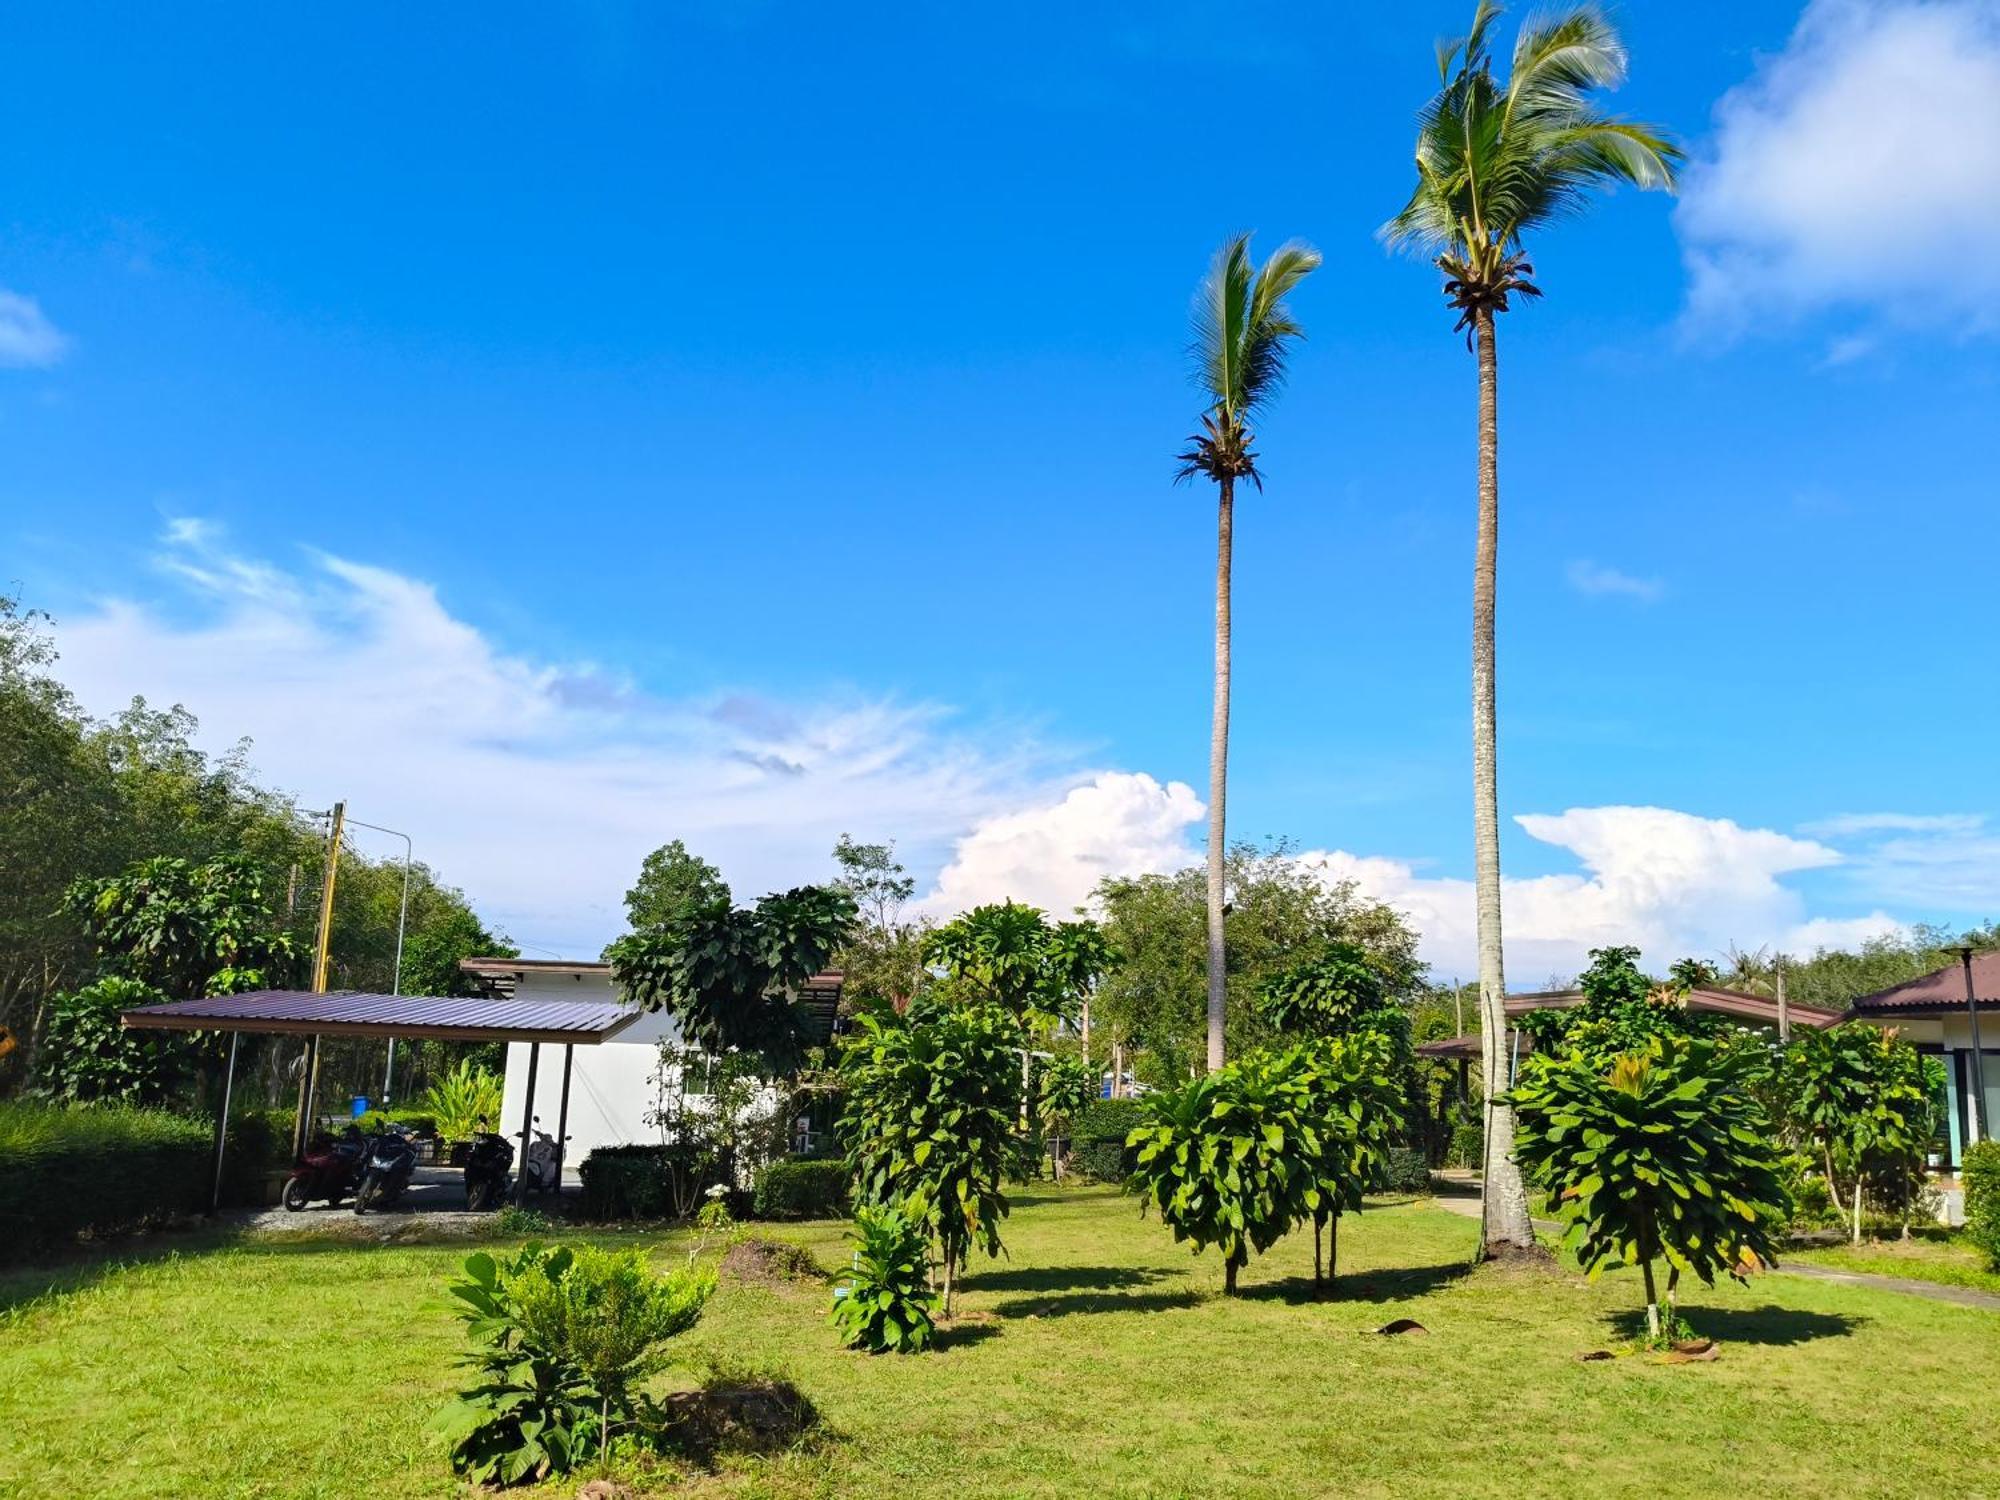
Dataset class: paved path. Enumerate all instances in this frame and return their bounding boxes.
[1424,1183,2000,1311]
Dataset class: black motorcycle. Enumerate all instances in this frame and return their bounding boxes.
[352,1125,420,1214]
[462,1127,514,1211]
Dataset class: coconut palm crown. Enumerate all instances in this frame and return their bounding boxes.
[1381,1,1681,337]
[1174,234,1321,491]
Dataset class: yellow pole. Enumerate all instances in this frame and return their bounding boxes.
[312,802,344,993]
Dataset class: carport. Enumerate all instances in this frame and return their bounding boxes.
[120,989,641,1210]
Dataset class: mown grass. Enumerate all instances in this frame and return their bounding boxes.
[1790,1231,2000,1296]
[2,1186,1996,1499]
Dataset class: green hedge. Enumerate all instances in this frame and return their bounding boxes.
[1377,1146,1431,1194]
[1072,1098,1147,1183]
[576,1143,729,1221]
[1965,1140,2000,1271]
[356,1109,437,1136]
[751,1158,850,1220]
[221,1107,295,1203]
[0,1101,211,1257]
[1449,1120,1483,1170]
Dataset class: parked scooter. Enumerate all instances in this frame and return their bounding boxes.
[521,1116,568,1197]
[462,1121,514,1211]
[282,1125,366,1211]
[352,1124,420,1214]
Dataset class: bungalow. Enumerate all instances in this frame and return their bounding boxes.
[1845,950,1999,1168]
[458,957,843,1164]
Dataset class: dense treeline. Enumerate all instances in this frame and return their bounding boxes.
[0,595,513,1107]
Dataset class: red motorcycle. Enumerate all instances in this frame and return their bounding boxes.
[281,1127,365,1211]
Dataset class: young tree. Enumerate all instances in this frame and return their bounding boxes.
[1510,1037,1788,1341]
[65,854,296,999]
[1383,2,1679,1256]
[830,833,928,1009]
[619,839,727,934]
[1781,1023,1934,1244]
[607,883,855,1074]
[922,902,1112,1032]
[1175,236,1320,1074]
[840,999,1019,1315]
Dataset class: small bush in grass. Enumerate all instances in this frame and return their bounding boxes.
[829,1204,938,1354]
[752,1158,850,1220]
[1378,1145,1431,1194]
[433,1242,715,1485]
[1072,1097,1146,1183]
[1448,1119,1483,1170]
[0,1100,209,1256]
[1965,1141,2000,1271]
[578,1143,728,1221]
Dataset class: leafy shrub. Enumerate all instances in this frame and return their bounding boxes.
[1965,1141,2000,1272]
[0,1100,210,1256]
[829,1204,938,1354]
[1072,1097,1146,1182]
[1510,1036,1789,1340]
[841,999,1019,1313]
[220,1106,296,1203]
[494,1205,554,1236]
[1378,1146,1431,1194]
[1004,1129,1046,1184]
[752,1158,850,1220]
[32,976,188,1106]
[1448,1119,1484,1170]
[357,1109,436,1137]
[577,1143,730,1221]
[423,1061,504,1146]
[433,1243,715,1486]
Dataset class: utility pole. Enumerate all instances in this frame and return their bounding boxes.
[346,816,414,1106]
[293,802,343,1158]
[1775,959,1790,1043]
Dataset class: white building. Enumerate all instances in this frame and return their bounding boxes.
[459,957,844,1166]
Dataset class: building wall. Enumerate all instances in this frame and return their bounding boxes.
[1855,1012,2000,1166]
[498,971,680,1165]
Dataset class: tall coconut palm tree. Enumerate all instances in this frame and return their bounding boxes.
[1176,233,1321,1073]
[1382,2,1678,1255]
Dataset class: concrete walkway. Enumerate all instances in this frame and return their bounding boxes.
[1424,1178,2000,1311]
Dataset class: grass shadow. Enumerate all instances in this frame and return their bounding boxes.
[966,1264,1169,1295]
[1235,1260,1468,1306]
[658,1371,825,1466]
[1608,1304,1865,1346]
[989,1289,1200,1320]
[930,1320,1004,1350]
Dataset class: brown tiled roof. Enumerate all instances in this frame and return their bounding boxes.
[1849,952,2000,1014]
[120,990,641,1045]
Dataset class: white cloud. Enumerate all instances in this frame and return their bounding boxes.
[1299,806,1880,983]
[52,521,1085,957]
[1809,812,2000,911]
[915,771,1204,919]
[1678,0,2000,334]
[1565,559,1664,604]
[0,289,69,367]
[1799,811,1984,837]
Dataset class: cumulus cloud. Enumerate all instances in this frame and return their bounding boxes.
[1565,559,1664,604]
[915,772,1204,919]
[52,521,1080,956]
[1298,806,1896,982]
[0,289,69,367]
[1678,0,2000,334]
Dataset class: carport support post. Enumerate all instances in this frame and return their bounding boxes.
[555,1044,574,1198]
[290,1035,320,1160]
[210,1031,239,1212]
[515,1041,541,1207]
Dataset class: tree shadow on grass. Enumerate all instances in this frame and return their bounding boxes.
[930,1320,1004,1350]
[1607,1304,1864,1346]
[989,1289,1201,1320]
[965,1264,1171,1295]
[1236,1261,1469,1306]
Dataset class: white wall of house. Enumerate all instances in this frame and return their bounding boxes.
[497,966,680,1165]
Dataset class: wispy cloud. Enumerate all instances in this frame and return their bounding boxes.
[1799,812,1985,838]
[1566,559,1664,604]
[0,289,69,368]
[1678,0,2000,337]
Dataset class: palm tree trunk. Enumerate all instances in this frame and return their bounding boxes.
[1472,306,1534,1256]
[1206,475,1234,1074]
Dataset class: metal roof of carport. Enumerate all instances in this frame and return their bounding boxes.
[120,989,642,1045]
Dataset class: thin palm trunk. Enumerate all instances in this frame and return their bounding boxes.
[1473,306,1534,1255]
[1206,476,1234,1074]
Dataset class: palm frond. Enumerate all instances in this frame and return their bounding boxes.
[1188,234,1255,410]
[1506,6,1627,122]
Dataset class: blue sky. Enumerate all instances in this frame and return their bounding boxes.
[6,1,1999,975]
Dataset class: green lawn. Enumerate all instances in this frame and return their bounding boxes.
[1790,1231,2000,1296]
[3,1187,1996,1499]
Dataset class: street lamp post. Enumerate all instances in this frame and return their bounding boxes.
[346,817,413,1107]
[1957,947,1988,1147]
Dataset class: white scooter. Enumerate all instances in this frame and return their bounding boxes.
[522,1116,568,1196]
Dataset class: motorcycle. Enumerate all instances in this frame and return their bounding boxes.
[522,1117,569,1197]
[282,1126,365,1211]
[352,1124,420,1214]
[462,1127,514,1211]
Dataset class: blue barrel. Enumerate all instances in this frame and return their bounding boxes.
[350,1095,370,1118]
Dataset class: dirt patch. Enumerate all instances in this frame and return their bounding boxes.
[1476,1239,1559,1272]
[659,1377,822,1461]
[720,1237,825,1288]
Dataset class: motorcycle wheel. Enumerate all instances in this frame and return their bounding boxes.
[354,1175,378,1215]
[281,1177,310,1212]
